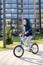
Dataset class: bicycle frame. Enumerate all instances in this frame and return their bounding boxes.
[19,33,27,46]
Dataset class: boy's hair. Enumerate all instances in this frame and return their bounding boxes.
[24,18,30,25]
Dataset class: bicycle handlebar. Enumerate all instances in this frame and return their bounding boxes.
[19,33,24,37]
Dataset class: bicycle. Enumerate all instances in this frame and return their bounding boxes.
[13,33,39,58]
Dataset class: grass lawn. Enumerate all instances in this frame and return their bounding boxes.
[0,34,43,50]
[12,34,43,44]
[0,41,20,51]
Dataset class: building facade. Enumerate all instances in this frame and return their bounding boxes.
[0,0,43,36]
[0,0,3,39]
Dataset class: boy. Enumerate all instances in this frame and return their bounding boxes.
[21,18,33,51]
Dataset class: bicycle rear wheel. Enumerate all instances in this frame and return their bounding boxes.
[13,45,24,58]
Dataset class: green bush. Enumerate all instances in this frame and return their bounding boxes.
[6,36,13,45]
[6,26,13,45]
[0,34,3,37]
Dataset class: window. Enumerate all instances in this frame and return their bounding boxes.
[5,0,11,3]
[11,4,17,8]
[5,0,17,3]
[28,0,34,3]
[23,14,29,18]
[5,9,17,14]
[5,9,11,13]
[41,0,43,3]
[23,10,28,13]
[23,5,29,9]
[12,14,17,18]
[18,0,22,3]
[29,15,34,18]
[29,5,34,9]
[41,4,43,8]
[1,0,3,2]
[11,0,17,3]
[30,19,34,23]
[5,14,11,18]
[23,0,28,3]
[29,9,34,14]
[5,4,11,8]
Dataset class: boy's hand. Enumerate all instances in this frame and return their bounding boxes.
[24,31,29,34]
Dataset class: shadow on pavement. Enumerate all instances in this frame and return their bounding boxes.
[37,51,43,58]
[20,51,43,65]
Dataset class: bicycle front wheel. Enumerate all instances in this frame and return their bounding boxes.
[13,45,24,58]
[31,43,39,54]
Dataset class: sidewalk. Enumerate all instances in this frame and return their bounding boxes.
[0,44,43,65]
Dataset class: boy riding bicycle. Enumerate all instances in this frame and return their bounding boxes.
[20,18,33,51]
[13,18,39,57]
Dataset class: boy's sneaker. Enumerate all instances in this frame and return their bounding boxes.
[29,48,32,52]
[26,48,32,52]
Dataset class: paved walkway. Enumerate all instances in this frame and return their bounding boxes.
[0,44,43,65]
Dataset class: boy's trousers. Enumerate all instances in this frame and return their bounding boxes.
[22,36,32,47]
